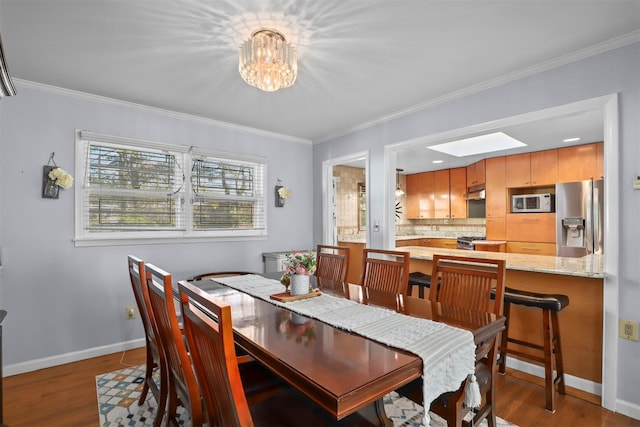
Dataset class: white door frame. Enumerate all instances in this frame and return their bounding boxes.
[322,151,370,246]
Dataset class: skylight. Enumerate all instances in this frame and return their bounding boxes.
[427,132,526,157]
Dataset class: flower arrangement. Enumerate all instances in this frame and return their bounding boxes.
[278,186,292,199]
[48,167,74,190]
[280,250,317,287]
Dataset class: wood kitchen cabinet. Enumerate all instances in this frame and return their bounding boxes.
[434,170,450,219]
[558,142,603,182]
[485,157,506,240]
[406,172,435,219]
[506,149,558,188]
[449,167,467,218]
[506,213,556,243]
[466,159,485,188]
[506,241,556,256]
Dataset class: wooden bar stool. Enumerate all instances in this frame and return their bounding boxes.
[497,287,569,412]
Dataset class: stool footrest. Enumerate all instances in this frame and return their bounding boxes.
[507,337,544,352]
[502,348,546,364]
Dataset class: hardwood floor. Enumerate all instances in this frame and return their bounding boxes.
[3,347,639,427]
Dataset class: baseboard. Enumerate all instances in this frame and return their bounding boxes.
[616,398,640,421]
[3,339,145,377]
[505,357,602,396]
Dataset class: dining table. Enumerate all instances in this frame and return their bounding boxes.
[190,273,505,426]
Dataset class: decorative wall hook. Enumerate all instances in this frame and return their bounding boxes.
[42,152,74,199]
[275,178,291,207]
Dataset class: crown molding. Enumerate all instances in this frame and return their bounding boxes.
[315,30,640,144]
[13,79,312,145]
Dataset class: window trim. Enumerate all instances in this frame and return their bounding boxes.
[74,130,268,247]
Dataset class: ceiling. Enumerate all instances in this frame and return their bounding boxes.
[1,1,639,161]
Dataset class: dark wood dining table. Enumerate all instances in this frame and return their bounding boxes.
[190,273,504,426]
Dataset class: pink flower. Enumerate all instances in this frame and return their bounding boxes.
[295,265,308,275]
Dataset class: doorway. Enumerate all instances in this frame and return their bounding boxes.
[322,151,369,258]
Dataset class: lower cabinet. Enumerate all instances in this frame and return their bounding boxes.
[506,213,555,243]
[506,242,556,256]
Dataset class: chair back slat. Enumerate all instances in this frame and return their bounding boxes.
[429,255,506,316]
[361,249,410,294]
[316,245,350,282]
[145,263,203,426]
[179,280,254,427]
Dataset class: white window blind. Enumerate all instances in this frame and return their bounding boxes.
[75,130,267,244]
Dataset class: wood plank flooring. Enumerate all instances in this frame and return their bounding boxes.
[3,347,639,427]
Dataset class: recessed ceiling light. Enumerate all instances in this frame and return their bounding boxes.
[427,132,526,157]
[432,160,444,164]
[563,137,581,143]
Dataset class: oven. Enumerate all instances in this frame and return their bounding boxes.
[456,236,486,250]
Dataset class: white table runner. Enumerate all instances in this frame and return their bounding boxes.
[212,274,476,424]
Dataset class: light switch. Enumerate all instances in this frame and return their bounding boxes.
[633,174,640,190]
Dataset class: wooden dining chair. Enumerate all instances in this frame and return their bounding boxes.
[315,244,350,282]
[145,263,204,427]
[177,279,375,427]
[127,256,167,427]
[399,255,506,427]
[360,249,410,294]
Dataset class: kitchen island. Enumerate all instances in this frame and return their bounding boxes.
[402,245,604,401]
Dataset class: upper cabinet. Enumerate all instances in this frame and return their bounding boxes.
[407,168,466,219]
[406,172,434,219]
[466,160,486,188]
[506,149,558,188]
[558,142,604,182]
[485,157,506,239]
[449,167,467,219]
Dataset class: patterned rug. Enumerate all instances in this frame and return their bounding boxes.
[96,364,517,427]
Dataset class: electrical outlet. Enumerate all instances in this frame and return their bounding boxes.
[619,319,639,341]
[126,306,137,320]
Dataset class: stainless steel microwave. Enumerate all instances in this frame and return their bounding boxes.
[511,193,555,213]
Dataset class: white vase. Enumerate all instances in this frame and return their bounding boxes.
[290,274,310,296]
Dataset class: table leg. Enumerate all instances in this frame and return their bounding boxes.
[357,398,393,427]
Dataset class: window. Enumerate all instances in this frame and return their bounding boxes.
[75,130,266,245]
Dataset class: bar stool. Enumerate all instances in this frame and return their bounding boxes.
[408,272,431,298]
[498,287,569,412]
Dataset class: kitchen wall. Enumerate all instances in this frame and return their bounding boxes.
[313,42,640,417]
[0,83,315,372]
[334,165,365,239]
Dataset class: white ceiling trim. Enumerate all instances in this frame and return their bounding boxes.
[315,30,640,145]
[13,79,313,145]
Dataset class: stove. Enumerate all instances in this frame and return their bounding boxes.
[456,236,486,250]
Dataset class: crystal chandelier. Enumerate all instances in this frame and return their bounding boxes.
[239,28,298,92]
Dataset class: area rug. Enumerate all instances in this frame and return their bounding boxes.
[97,364,517,427]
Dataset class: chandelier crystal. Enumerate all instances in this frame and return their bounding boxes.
[239,28,298,92]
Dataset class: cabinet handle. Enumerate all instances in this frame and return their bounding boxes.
[522,247,540,251]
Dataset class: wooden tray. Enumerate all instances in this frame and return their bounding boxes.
[270,289,321,302]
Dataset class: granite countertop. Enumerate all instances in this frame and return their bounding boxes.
[339,234,460,244]
[401,246,604,279]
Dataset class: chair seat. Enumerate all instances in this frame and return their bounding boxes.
[503,287,569,312]
[408,272,432,287]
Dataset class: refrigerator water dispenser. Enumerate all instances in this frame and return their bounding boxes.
[562,217,585,248]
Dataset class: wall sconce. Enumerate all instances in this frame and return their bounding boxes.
[42,152,74,199]
[275,178,291,207]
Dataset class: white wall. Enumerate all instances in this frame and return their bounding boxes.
[313,43,640,416]
[0,84,314,371]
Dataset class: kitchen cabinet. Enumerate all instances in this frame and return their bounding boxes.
[449,167,467,218]
[596,142,604,180]
[506,213,556,243]
[485,157,506,217]
[506,242,556,256]
[506,149,558,188]
[466,159,485,188]
[406,172,434,219]
[486,217,506,240]
[434,170,450,219]
[485,157,506,240]
[558,143,601,182]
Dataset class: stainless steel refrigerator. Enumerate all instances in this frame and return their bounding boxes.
[555,179,604,257]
